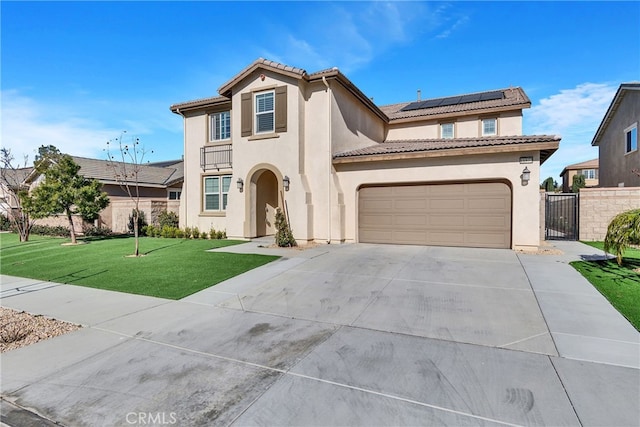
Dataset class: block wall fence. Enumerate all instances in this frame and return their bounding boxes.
[541,187,640,243]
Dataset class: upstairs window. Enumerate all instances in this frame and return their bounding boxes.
[210,111,231,141]
[441,123,454,139]
[482,118,497,136]
[626,124,637,153]
[168,190,182,200]
[204,175,231,211]
[255,91,275,133]
[241,86,287,137]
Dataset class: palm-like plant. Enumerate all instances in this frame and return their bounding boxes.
[604,209,640,265]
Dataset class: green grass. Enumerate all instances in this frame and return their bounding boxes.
[0,233,279,300]
[571,241,640,331]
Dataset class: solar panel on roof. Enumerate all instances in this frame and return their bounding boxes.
[460,94,481,103]
[399,90,504,112]
[479,91,504,101]
[421,99,441,108]
[400,101,425,112]
[439,96,463,107]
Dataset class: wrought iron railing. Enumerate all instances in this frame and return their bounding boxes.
[200,144,232,170]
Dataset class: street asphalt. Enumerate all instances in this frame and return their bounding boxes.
[1,240,638,426]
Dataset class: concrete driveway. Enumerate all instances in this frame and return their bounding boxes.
[1,241,639,426]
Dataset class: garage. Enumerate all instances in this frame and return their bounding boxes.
[358,182,512,248]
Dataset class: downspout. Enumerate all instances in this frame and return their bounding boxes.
[322,76,332,244]
[175,107,187,228]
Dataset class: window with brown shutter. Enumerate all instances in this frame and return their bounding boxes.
[241,86,287,137]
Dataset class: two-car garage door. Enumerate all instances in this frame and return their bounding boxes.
[358,182,511,249]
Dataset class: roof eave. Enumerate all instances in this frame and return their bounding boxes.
[333,141,559,165]
[218,59,307,97]
[170,97,231,114]
[591,84,640,146]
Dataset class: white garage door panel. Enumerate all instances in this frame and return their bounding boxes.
[358,182,512,248]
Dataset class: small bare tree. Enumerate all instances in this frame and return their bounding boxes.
[105,132,152,256]
[0,148,34,242]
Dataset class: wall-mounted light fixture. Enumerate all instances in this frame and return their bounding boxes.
[237,178,244,193]
[521,167,531,184]
[283,176,290,191]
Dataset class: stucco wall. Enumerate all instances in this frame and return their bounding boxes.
[579,187,640,241]
[334,150,542,250]
[386,111,523,140]
[597,92,640,187]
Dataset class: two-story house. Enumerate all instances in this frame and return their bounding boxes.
[591,83,640,188]
[559,158,599,192]
[170,58,560,250]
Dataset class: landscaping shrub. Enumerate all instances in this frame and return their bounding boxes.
[30,225,70,237]
[158,211,179,229]
[128,209,148,235]
[604,209,640,265]
[184,226,192,239]
[83,225,112,237]
[0,213,11,231]
[200,231,208,239]
[192,227,200,239]
[275,208,296,247]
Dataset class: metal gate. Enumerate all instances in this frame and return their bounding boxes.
[545,193,579,240]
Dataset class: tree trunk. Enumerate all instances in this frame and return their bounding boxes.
[66,210,77,244]
[133,210,139,256]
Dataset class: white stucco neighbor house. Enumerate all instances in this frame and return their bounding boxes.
[170,58,560,250]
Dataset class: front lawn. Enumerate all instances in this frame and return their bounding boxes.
[0,233,279,299]
[571,241,640,331]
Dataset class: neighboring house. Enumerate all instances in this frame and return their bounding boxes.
[170,58,559,250]
[559,158,599,192]
[591,83,640,188]
[0,167,32,217]
[23,157,184,233]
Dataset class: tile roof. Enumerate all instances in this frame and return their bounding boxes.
[170,95,229,112]
[562,158,598,170]
[73,157,183,187]
[380,87,530,121]
[217,58,307,96]
[334,135,560,159]
[1,167,33,189]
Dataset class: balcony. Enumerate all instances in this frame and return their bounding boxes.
[200,144,232,171]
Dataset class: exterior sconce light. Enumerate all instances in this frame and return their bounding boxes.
[283,176,290,191]
[521,167,531,183]
[237,178,244,193]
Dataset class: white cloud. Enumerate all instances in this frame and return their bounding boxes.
[263,2,434,74]
[0,90,183,163]
[525,82,617,181]
[1,90,120,161]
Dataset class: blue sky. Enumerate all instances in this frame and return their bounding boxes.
[2,1,638,182]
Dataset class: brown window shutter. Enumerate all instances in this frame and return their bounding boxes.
[241,92,252,137]
[275,86,287,133]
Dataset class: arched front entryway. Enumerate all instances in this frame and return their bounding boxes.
[248,167,282,238]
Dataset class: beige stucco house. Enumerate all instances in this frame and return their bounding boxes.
[170,58,559,250]
[20,157,184,233]
[591,83,640,188]
[559,158,599,192]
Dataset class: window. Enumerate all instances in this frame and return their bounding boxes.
[203,175,231,211]
[210,111,231,141]
[626,124,637,153]
[255,91,275,133]
[482,118,497,136]
[580,169,598,180]
[441,123,454,139]
[168,190,181,200]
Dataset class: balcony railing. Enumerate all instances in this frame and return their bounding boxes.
[200,144,232,171]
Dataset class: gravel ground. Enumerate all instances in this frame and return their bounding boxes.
[0,307,81,353]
